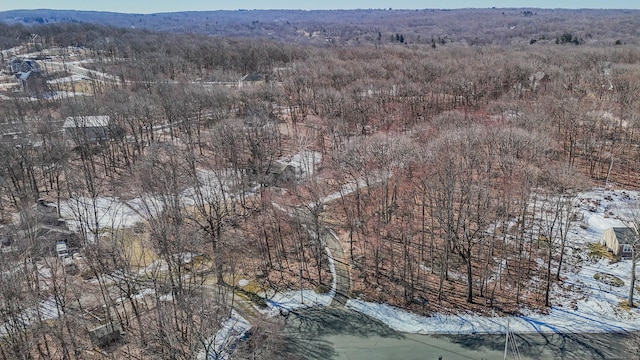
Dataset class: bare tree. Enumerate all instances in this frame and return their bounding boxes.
[537,164,585,306]
[426,126,497,303]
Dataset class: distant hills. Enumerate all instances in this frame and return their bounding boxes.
[1,8,639,46]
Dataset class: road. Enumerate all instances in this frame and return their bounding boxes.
[292,206,351,307]
[296,176,391,307]
[283,307,633,360]
[325,229,350,307]
[42,61,121,84]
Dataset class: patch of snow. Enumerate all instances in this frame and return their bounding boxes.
[125,195,164,219]
[172,252,200,265]
[47,74,87,84]
[264,289,333,314]
[0,296,61,337]
[346,299,640,334]
[159,293,173,302]
[197,310,251,360]
[313,171,390,208]
[180,168,232,207]
[134,288,156,299]
[49,91,90,99]
[262,245,337,315]
[289,151,322,176]
[60,196,144,236]
[138,259,168,276]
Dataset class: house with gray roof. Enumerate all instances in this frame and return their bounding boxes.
[7,58,48,95]
[63,115,111,143]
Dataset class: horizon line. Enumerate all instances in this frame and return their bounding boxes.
[1,7,638,15]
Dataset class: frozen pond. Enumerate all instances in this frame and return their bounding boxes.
[282,307,631,360]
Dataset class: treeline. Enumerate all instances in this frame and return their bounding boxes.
[1,22,302,78]
[2,8,639,46]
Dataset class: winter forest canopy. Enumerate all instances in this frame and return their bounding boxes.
[0,8,640,359]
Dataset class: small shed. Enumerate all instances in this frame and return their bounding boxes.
[55,241,68,258]
[63,116,111,143]
[603,227,636,258]
[239,72,266,87]
[268,160,300,185]
[89,322,122,347]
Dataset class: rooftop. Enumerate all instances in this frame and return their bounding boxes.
[612,227,637,245]
[63,115,110,128]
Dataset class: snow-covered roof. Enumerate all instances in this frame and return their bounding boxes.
[63,115,110,128]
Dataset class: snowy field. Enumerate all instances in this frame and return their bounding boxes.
[58,168,236,237]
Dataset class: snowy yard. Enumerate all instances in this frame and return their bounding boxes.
[58,168,237,237]
[60,196,145,233]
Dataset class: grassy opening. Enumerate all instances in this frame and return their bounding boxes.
[588,242,614,261]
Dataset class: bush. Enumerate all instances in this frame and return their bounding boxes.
[594,272,624,287]
[80,268,96,280]
[235,287,267,308]
[587,243,613,261]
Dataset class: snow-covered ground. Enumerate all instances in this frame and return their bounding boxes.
[278,151,322,177]
[261,245,337,316]
[346,188,640,335]
[58,168,237,237]
[60,196,144,238]
[196,310,252,360]
[47,74,88,84]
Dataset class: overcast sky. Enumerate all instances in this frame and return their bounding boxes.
[0,0,638,13]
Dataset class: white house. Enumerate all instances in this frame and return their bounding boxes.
[603,227,636,258]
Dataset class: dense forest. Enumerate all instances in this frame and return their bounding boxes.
[0,10,640,359]
[1,8,640,47]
